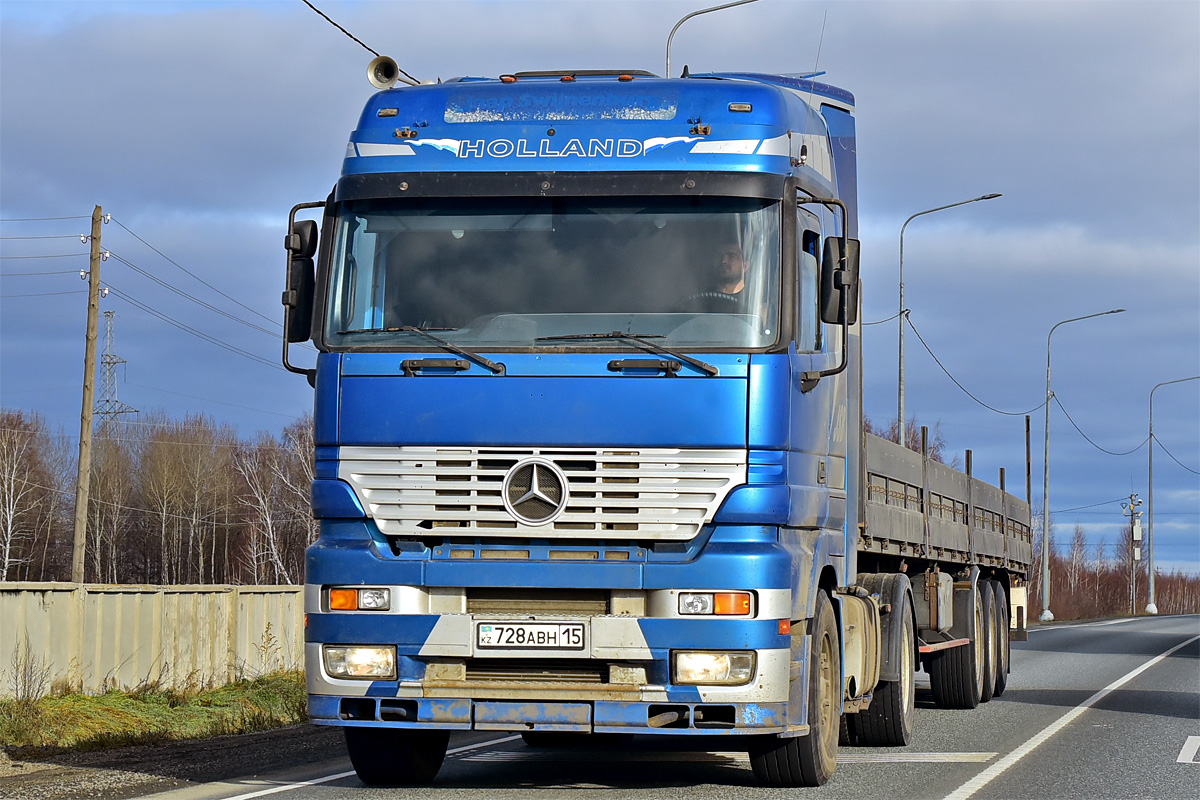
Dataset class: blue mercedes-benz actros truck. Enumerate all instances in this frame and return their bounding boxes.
[282,62,1032,788]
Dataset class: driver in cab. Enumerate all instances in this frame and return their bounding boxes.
[675,241,752,313]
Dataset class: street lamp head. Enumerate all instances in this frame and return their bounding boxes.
[979,193,1002,200]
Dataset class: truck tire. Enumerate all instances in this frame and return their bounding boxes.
[344,727,449,785]
[928,581,983,709]
[839,713,858,746]
[749,591,839,787]
[855,597,914,745]
[990,579,1010,697]
[980,580,999,703]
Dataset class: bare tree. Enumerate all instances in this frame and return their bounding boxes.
[88,432,136,583]
[233,433,292,583]
[864,416,961,468]
[275,415,317,581]
[1067,524,1086,592]
[0,411,43,580]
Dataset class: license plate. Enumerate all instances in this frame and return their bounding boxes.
[476,622,585,650]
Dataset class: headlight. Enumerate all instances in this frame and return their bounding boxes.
[323,645,396,679]
[673,651,756,685]
[327,587,390,611]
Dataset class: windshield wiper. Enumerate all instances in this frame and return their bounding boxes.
[337,325,505,375]
[535,331,718,377]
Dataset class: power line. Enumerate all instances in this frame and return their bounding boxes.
[1154,433,1200,475]
[0,253,85,259]
[0,234,86,240]
[863,310,903,326]
[0,269,83,276]
[110,217,279,327]
[104,283,285,371]
[107,250,282,340]
[0,423,308,449]
[0,215,91,222]
[299,0,420,84]
[0,290,86,298]
[1052,496,1128,513]
[905,313,1047,416]
[1052,394,1148,456]
[128,382,299,419]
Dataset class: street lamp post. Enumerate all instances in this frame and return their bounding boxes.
[1146,375,1200,615]
[1039,308,1125,622]
[898,193,1001,448]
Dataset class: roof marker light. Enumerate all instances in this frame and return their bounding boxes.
[729,103,752,113]
[561,75,575,82]
[500,74,517,83]
[618,74,634,82]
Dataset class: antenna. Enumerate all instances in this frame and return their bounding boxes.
[665,0,761,79]
[95,310,137,436]
[798,10,829,143]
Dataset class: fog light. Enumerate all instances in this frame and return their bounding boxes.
[673,651,755,685]
[679,593,714,614]
[324,645,396,679]
[358,588,390,610]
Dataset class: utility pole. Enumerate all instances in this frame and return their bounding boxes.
[71,205,104,584]
[1122,493,1143,616]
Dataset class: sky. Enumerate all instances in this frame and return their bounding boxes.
[1,0,1197,577]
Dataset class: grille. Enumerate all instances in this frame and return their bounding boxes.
[464,659,607,683]
[467,588,609,616]
[339,446,747,540]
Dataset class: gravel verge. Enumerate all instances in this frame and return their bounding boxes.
[0,724,345,800]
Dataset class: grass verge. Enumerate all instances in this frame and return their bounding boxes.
[0,670,306,752]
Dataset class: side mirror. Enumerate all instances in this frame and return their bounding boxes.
[819,236,861,325]
[283,219,317,344]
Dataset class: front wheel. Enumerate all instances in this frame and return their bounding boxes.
[344,727,449,786]
[749,590,840,787]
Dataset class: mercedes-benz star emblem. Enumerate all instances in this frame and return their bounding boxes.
[502,458,569,526]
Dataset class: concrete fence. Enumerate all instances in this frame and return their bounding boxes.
[0,583,303,697]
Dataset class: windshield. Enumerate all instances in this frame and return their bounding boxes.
[325,195,781,350]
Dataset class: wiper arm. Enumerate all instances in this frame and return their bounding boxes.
[535,331,718,377]
[338,325,505,375]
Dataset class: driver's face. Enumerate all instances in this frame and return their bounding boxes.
[718,245,745,279]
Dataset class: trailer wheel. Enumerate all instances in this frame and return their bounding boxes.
[838,713,858,746]
[855,596,914,745]
[344,727,448,785]
[980,581,999,703]
[928,581,983,709]
[990,579,1010,697]
[749,591,839,787]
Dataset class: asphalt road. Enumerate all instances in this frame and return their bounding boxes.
[4,615,1196,800]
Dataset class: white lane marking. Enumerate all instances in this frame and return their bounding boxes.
[1178,735,1200,764]
[465,750,995,764]
[218,734,521,800]
[1031,618,1141,632]
[944,633,1200,800]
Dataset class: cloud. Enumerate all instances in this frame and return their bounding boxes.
[2,0,1196,571]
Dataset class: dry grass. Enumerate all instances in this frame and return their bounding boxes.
[0,670,306,751]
